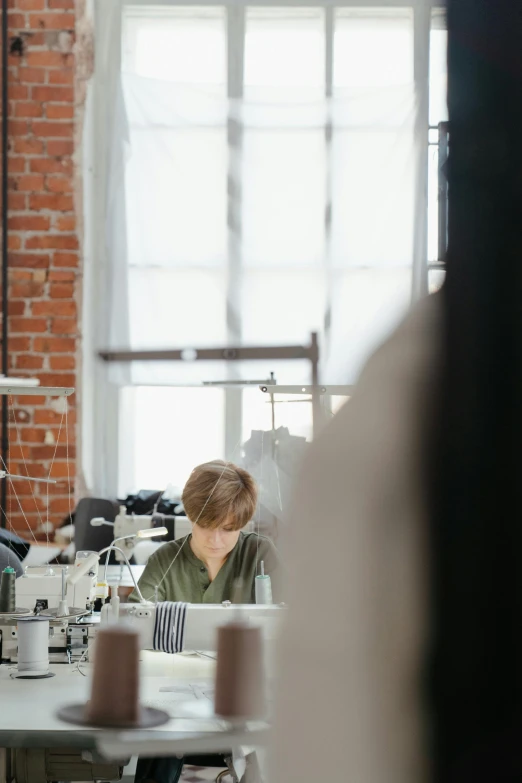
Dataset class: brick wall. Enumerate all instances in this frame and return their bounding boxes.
[3,0,80,538]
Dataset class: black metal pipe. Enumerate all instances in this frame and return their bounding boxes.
[1,0,8,528]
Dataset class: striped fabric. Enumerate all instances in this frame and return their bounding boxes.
[152,601,188,654]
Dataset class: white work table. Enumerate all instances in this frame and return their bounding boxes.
[0,651,268,763]
[0,652,219,748]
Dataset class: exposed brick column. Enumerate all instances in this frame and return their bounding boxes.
[3,0,80,537]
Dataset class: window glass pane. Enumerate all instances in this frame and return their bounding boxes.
[242,270,325,346]
[331,11,415,269]
[244,9,324,91]
[242,131,325,267]
[427,142,439,263]
[429,13,448,125]
[126,128,227,268]
[429,268,446,294]
[334,9,413,90]
[326,268,412,383]
[331,130,414,267]
[242,9,325,267]
[119,386,224,495]
[124,8,226,88]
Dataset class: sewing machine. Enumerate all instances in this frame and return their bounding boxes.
[0,563,100,665]
[91,506,192,564]
[116,601,284,652]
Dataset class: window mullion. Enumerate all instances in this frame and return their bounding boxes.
[323,7,334,397]
[224,4,245,462]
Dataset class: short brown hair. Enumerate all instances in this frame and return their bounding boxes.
[182,460,257,531]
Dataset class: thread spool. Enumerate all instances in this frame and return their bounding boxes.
[214,623,265,720]
[56,625,169,728]
[16,616,53,679]
[0,566,16,612]
[87,626,140,726]
[254,561,273,605]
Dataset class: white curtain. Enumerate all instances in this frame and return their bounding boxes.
[90,2,435,495]
[106,6,419,388]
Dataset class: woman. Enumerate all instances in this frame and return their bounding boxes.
[132,459,280,783]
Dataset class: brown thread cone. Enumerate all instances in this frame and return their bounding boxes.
[0,568,16,613]
[85,626,140,726]
[214,623,265,719]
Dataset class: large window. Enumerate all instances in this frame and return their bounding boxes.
[90,2,445,496]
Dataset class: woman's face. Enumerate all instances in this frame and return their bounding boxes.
[191,520,241,560]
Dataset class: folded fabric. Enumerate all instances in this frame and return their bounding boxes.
[153,601,188,654]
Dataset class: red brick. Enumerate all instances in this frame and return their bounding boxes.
[8,193,27,210]
[9,119,30,136]
[26,51,72,68]
[46,140,73,157]
[49,497,73,514]
[46,176,72,193]
[9,336,31,351]
[52,252,77,267]
[48,271,75,283]
[29,193,73,211]
[9,85,30,101]
[46,104,73,120]
[8,12,26,28]
[33,337,74,352]
[19,428,48,444]
[9,480,38,497]
[12,278,45,296]
[48,0,74,7]
[14,174,45,191]
[8,156,26,173]
[29,12,75,29]
[49,282,74,298]
[11,281,45,298]
[32,87,73,104]
[32,300,76,317]
[48,69,74,86]
[30,157,71,175]
[8,301,25,316]
[18,67,46,83]
[25,234,78,250]
[14,101,43,118]
[34,409,66,424]
[9,253,50,269]
[8,269,32,281]
[14,396,46,407]
[15,355,44,371]
[9,215,50,231]
[49,355,75,370]
[12,0,46,10]
[10,317,47,333]
[48,461,72,478]
[50,318,76,334]
[54,215,75,231]
[34,373,75,388]
[32,121,73,139]
[13,137,44,155]
[8,235,21,251]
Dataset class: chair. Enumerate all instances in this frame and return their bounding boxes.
[73,497,119,563]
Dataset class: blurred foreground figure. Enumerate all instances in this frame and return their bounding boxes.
[271,293,441,783]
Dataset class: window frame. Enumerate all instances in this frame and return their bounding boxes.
[84,0,446,496]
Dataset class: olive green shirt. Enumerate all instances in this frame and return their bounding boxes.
[128,532,281,605]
